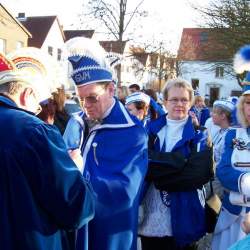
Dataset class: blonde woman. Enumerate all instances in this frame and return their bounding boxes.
[212,88,250,250]
[139,78,212,250]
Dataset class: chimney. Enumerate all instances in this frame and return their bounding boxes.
[17,13,26,21]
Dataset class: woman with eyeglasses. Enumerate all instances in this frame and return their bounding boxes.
[138,78,212,250]
[211,84,250,250]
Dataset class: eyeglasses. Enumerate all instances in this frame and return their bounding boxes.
[79,88,106,105]
[166,98,189,105]
[244,100,250,105]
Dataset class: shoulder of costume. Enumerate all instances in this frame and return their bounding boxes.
[146,113,167,135]
[70,111,85,127]
[225,128,237,143]
[190,124,211,148]
[71,110,85,118]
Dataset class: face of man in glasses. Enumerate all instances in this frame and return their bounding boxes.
[164,86,191,120]
[77,82,114,120]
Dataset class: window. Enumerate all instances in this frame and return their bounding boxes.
[215,67,224,78]
[57,48,62,61]
[200,32,208,43]
[0,38,6,53]
[231,90,242,97]
[48,46,53,56]
[191,78,199,90]
[16,41,24,49]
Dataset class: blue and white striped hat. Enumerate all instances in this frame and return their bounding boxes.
[234,45,250,95]
[65,37,113,87]
[213,100,235,112]
[125,92,151,105]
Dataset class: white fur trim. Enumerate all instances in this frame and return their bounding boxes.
[240,173,250,196]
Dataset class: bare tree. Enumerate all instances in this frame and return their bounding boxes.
[130,41,176,91]
[80,0,146,85]
[191,0,250,85]
[82,0,147,41]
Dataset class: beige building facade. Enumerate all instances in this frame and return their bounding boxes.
[0,4,31,54]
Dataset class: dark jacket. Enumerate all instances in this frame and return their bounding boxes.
[145,115,211,246]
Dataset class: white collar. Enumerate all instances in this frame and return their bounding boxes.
[102,97,115,119]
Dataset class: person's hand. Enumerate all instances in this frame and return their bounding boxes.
[68,148,83,173]
[242,212,250,234]
[189,111,199,127]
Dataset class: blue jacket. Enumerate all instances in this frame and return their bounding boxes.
[0,96,95,250]
[190,106,210,126]
[64,99,148,250]
[217,129,250,215]
[146,115,208,246]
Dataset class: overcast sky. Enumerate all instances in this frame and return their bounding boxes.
[1,0,210,53]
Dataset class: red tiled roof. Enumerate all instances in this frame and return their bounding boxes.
[148,53,158,67]
[133,53,148,66]
[99,41,127,54]
[128,46,148,66]
[177,28,229,61]
[64,30,94,41]
[20,16,60,47]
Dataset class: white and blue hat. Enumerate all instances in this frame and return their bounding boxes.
[213,100,235,112]
[65,37,113,87]
[125,92,150,106]
[227,96,239,105]
[234,45,250,95]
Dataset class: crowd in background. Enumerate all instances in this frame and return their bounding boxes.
[1,38,250,250]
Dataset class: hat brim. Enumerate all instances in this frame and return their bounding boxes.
[243,90,250,95]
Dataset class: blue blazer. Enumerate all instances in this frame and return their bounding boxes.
[0,96,94,250]
[217,129,250,215]
[190,106,210,126]
[64,99,148,250]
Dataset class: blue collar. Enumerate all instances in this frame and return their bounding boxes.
[247,127,250,137]
[76,98,136,130]
[0,95,18,109]
[0,95,35,115]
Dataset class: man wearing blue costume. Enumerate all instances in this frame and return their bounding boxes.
[0,51,94,250]
[212,45,250,250]
[63,37,148,250]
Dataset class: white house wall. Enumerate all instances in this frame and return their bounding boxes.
[41,20,64,58]
[120,57,145,88]
[179,61,241,99]
[41,20,69,88]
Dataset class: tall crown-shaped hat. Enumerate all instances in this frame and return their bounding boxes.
[7,47,62,102]
[234,45,250,95]
[125,92,151,106]
[0,53,29,85]
[65,37,113,87]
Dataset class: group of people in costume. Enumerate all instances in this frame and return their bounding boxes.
[1,35,250,250]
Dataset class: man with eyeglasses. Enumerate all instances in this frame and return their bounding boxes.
[63,37,148,250]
